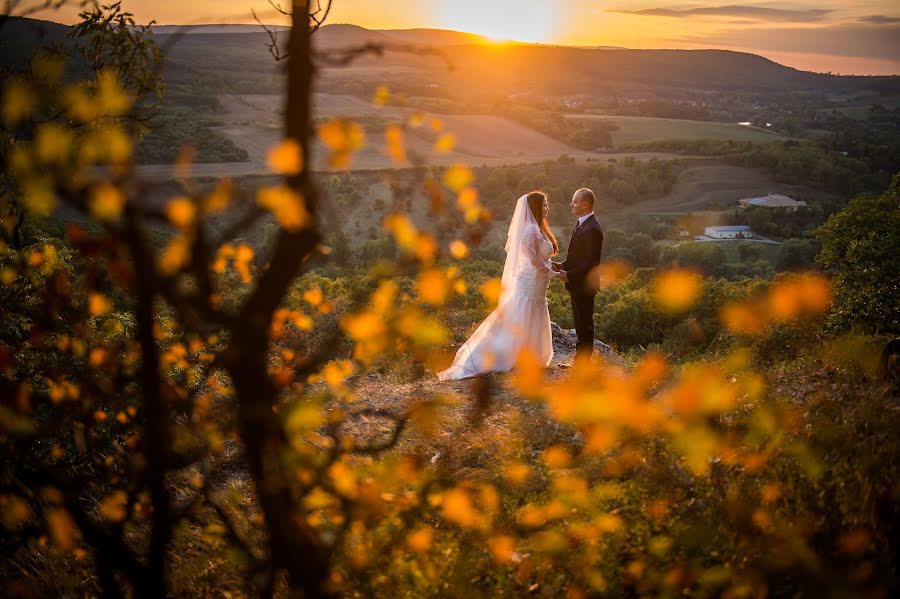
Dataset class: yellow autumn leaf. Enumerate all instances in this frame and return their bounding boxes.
[408,112,424,128]
[257,185,310,232]
[317,119,365,169]
[385,125,407,164]
[383,213,418,250]
[2,78,35,126]
[591,259,633,290]
[449,240,469,259]
[99,491,128,523]
[23,179,56,217]
[89,183,125,221]
[442,488,479,529]
[342,312,386,341]
[173,144,196,179]
[323,360,354,388]
[46,508,75,550]
[234,244,255,283]
[329,461,359,498]
[487,535,516,565]
[513,348,544,395]
[266,138,304,176]
[434,132,456,153]
[158,236,190,276]
[416,269,450,305]
[88,293,112,316]
[34,123,73,165]
[372,85,390,106]
[443,164,473,193]
[406,527,433,552]
[413,235,437,264]
[0,495,33,528]
[720,302,764,336]
[96,69,132,116]
[165,197,196,229]
[457,187,479,210]
[652,269,702,313]
[303,287,324,306]
[62,84,96,122]
[203,178,232,214]
[542,445,571,469]
[480,278,502,308]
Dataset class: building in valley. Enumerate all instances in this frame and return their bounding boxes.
[738,193,807,211]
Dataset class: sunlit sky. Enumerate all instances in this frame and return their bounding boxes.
[30,1,900,75]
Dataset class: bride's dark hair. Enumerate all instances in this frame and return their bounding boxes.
[526,191,559,256]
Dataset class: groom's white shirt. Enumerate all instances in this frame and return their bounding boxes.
[577,211,595,228]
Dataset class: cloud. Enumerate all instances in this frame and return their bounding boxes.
[674,23,900,61]
[859,15,900,24]
[613,5,833,23]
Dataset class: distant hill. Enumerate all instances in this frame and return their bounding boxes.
[3,17,899,96]
[376,28,493,46]
[150,24,289,34]
[0,17,69,67]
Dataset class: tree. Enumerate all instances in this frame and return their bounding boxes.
[0,2,163,250]
[737,241,762,262]
[778,238,818,270]
[747,208,772,233]
[816,175,900,333]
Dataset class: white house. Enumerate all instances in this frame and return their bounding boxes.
[738,193,807,211]
[705,225,754,239]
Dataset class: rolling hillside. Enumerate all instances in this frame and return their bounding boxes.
[4,17,899,96]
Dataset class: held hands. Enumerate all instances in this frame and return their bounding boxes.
[551,262,568,282]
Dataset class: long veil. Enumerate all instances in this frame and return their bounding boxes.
[499,194,537,307]
[437,193,552,381]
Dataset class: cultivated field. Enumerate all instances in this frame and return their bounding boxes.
[135,94,689,180]
[570,114,786,146]
[602,160,836,226]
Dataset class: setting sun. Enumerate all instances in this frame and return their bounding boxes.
[438,0,559,43]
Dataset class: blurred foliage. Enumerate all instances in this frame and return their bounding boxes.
[0,4,898,599]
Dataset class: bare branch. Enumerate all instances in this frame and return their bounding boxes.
[253,7,285,62]
[309,0,333,32]
[314,41,454,70]
[342,408,410,455]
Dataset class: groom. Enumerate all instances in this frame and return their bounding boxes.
[553,188,604,361]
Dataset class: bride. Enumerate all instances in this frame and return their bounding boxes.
[438,192,565,381]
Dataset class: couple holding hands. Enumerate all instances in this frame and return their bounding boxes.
[439,188,604,381]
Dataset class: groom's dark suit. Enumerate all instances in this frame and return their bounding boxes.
[562,214,604,359]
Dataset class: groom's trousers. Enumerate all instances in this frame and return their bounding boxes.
[570,289,596,359]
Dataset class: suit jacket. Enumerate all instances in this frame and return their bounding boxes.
[562,214,604,294]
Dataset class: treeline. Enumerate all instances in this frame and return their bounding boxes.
[622,138,891,196]
[475,156,680,219]
[135,88,249,163]
[500,106,618,150]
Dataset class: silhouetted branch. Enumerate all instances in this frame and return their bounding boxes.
[123,202,171,598]
[314,41,454,70]
[252,7,285,61]
[309,0,333,31]
[343,408,410,455]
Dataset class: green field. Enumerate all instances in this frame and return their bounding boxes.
[569,114,786,147]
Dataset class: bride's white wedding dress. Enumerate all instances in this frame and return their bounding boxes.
[438,195,559,381]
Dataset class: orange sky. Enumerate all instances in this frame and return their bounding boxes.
[27,1,900,75]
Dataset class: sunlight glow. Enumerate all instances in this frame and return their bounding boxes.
[438,0,560,43]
